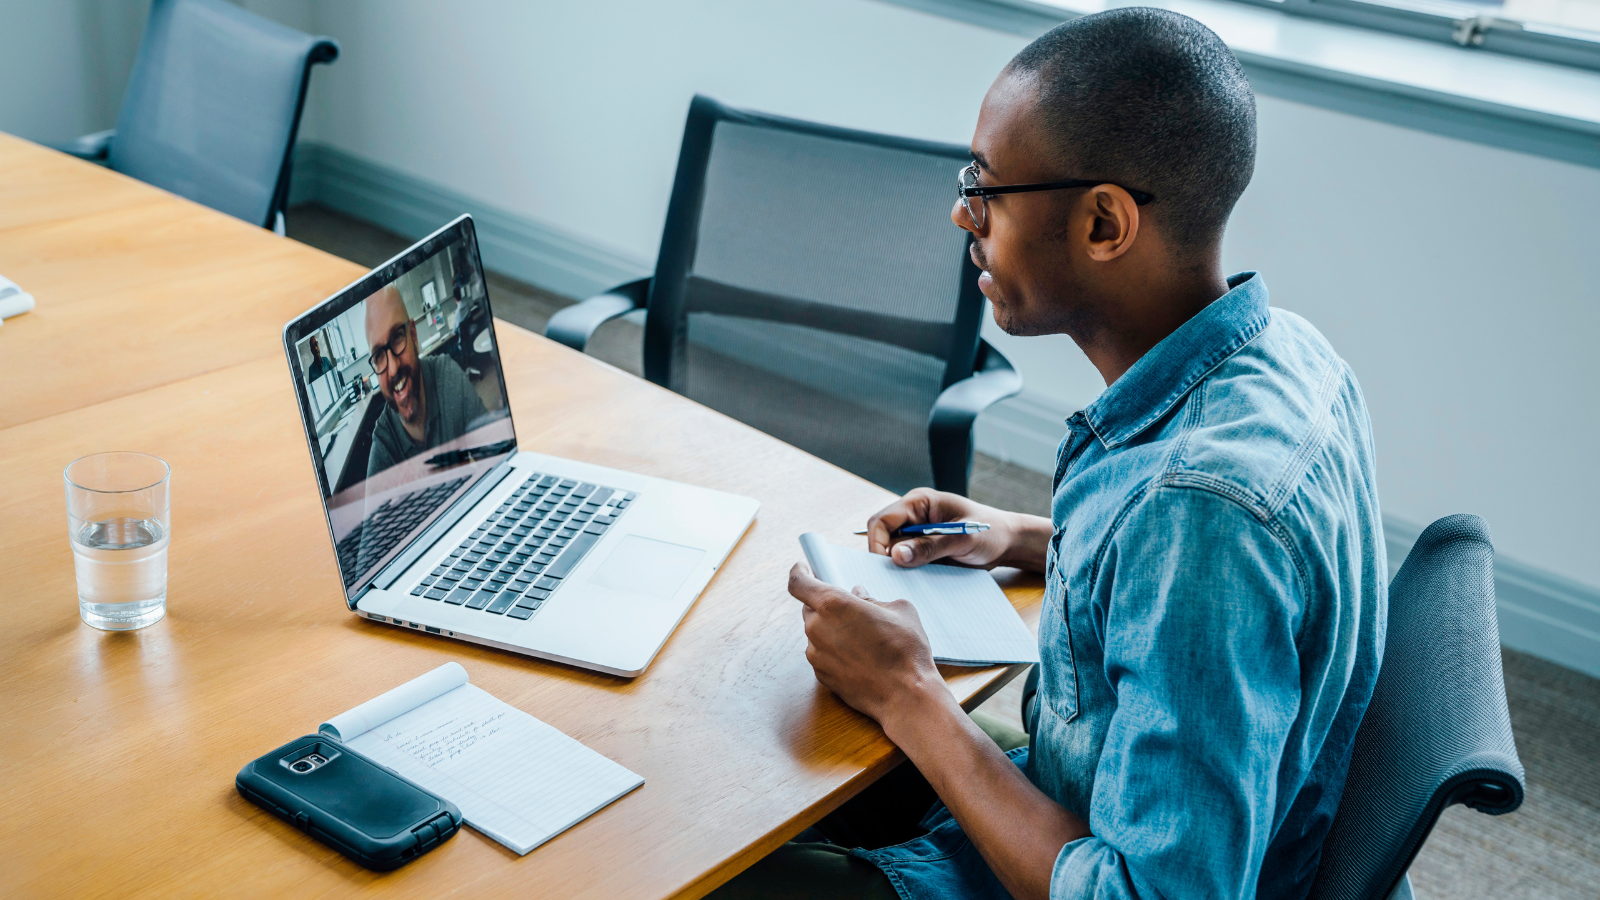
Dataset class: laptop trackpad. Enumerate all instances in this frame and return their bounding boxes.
[588,535,705,600]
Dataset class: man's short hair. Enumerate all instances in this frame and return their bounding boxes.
[1006,8,1256,249]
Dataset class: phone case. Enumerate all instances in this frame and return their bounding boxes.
[236,735,462,870]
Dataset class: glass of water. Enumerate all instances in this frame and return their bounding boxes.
[64,452,171,631]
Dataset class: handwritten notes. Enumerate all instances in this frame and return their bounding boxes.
[387,709,509,766]
[325,667,644,855]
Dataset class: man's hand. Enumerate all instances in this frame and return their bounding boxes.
[788,561,1088,900]
[868,488,1052,573]
[788,563,941,725]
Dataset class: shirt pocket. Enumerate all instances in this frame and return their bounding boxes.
[1037,566,1081,724]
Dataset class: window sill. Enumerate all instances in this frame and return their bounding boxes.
[883,0,1600,169]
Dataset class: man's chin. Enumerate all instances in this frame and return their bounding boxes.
[397,398,423,426]
[991,305,1055,338]
[382,391,423,426]
[988,296,1028,336]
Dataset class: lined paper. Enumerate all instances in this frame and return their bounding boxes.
[321,661,468,741]
[323,665,643,855]
[800,533,1039,666]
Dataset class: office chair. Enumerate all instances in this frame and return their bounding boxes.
[1308,513,1524,899]
[55,0,337,234]
[1019,514,1525,900]
[545,95,1020,496]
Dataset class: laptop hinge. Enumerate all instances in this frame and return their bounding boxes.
[357,457,517,601]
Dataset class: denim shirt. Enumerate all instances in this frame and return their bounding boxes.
[855,273,1387,900]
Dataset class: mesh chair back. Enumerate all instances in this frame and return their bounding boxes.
[1308,514,1525,900]
[110,0,337,228]
[645,96,985,494]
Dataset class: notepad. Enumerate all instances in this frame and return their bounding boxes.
[320,662,643,855]
[799,533,1039,666]
[0,273,35,324]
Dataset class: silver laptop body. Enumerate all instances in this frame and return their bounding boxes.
[283,216,757,676]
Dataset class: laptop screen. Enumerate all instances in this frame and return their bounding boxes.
[284,217,515,598]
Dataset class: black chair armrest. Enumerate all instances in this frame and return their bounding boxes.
[50,129,115,161]
[543,277,651,352]
[308,38,340,65]
[928,339,1022,495]
[1021,664,1041,734]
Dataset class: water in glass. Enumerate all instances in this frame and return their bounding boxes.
[73,516,168,630]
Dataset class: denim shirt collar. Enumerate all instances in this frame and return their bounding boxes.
[1081,272,1270,449]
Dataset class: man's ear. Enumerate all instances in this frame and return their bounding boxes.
[1085,185,1140,262]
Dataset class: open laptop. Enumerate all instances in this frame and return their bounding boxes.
[283,215,758,676]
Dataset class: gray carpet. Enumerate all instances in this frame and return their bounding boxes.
[286,203,1600,899]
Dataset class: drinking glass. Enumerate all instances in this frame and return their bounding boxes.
[64,452,171,631]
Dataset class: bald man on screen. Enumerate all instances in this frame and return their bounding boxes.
[364,284,487,478]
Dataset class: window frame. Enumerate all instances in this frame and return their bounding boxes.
[1229,0,1600,72]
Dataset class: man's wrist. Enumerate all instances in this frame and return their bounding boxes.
[878,672,964,753]
[995,511,1053,572]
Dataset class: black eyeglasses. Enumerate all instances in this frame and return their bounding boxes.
[368,323,411,372]
[958,163,1155,229]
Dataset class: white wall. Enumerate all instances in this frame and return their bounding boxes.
[0,2,95,143]
[0,0,313,144]
[5,0,1596,593]
[1231,97,1600,590]
[0,0,148,143]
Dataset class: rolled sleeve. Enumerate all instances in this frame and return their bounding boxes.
[1051,484,1304,900]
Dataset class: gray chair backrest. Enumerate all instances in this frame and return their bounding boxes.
[1308,514,1525,900]
[645,96,986,494]
[110,0,337,228]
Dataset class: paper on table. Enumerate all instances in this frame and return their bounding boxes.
[800,533,1039,666]
[320,663,644,855]
[0,273,36,324]
[320,661,468,741]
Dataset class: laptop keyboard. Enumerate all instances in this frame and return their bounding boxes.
[408,473,636,621]
[337,476,471,587]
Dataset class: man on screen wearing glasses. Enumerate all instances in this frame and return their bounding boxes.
[364,284,488,478]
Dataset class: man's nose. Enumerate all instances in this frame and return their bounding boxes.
[951,197,978,234]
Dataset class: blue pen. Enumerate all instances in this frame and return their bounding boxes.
[853,521,991,536]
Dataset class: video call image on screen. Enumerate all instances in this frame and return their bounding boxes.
[293,234,514,590]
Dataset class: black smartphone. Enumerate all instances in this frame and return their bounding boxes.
[236,735,462,870]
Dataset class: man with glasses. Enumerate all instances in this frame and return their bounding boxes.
[306,335,336,382]
[719,8,1385,900]
[364,284,488,478]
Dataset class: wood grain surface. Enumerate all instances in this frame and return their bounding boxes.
[0,138,1043,900]
[0,133,362,430]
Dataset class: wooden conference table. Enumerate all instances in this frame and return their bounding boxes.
[0,134,1044,899]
